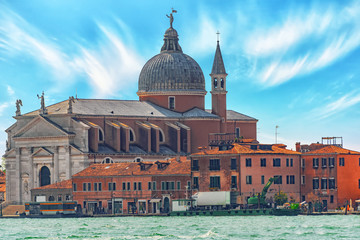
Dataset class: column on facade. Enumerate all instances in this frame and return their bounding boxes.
[15,148,21,204]
[53,146,59,183]
[65,145,71,179]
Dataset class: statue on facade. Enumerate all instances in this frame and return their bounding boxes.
[166,9,177,28]
[67,96,75,114]
[15,99,22,116]
[37,91,47,114]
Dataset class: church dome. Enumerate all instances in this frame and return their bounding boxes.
[137,27,206,94]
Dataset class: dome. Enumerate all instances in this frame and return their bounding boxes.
[137,27,206,94]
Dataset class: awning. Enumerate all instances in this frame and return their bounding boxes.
[355,199,360,203]
[150,199,162,203]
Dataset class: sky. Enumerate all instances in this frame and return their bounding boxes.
[1,0,360,156]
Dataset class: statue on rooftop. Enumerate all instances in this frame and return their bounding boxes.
[67,96,75,114]
[166,9,177,28]
[37,91,47,114]
[15,99,22,116]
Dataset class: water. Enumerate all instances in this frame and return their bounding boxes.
[0,215,359,239]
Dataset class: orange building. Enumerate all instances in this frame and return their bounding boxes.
[190,140,301,206]
[300,144,360,210]
[72,158,190,214]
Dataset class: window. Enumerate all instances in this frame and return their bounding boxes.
[321,158,327,168]
[290,158,293,167]
[193,177,199,189]
[330,195,334,203]
[65,195,71,201]
[102,157,114,164]
[313,178,319,189]
[329,178,335,189]
[358,179,360,189]
[274,175,282,184]
[169,181,175,190]
[192,159,199,171]
[98,128,104,142]
[159,130,164,143]
[148,182,151,190]
[246,158,252,167]
[261,175,265,185]
[209,159,220,170]
[73,183,77,192]
[273,158,281,167]
[161,181,166,190]
[58,195,62,202]
[187,181,191,189]
[153,181,156,191]
[213,78,218,88]
[302,195,305,202]
[123,182,126,191]
[134,182,137,191]
[286,175,295,184]
[210,176,221,189]
[94,183,98,191]
[321,178,327,190]
[286,158,289,167]
[108,182,116,191]
[129,129,135,142]
[235,128,240,138]
[260,158,266,167]
[231,176,237,188]
[87,183,91,191]
[177,181,181,190]
[301,158,305,168]
[231,158,237,170]
[127,182,130,190]
[339,157,345,166]
[301,175,305,185]
[313,158,319,168]
[246,175,252,185]
[169,96,175,110]
[329,158,335,167]
[138,182,142,191]
[220,78,224,88]
[83,183,87,191]
[99,183,102,191]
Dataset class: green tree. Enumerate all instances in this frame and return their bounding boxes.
[274,191,288,206]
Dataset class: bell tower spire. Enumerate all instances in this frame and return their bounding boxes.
[210,33,228,133]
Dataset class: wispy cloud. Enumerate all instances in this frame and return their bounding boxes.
[73,23,143,98]
[245,1,360,87]
[0,4,143,98]
[311,91,360,119]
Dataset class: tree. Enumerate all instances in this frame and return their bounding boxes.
[274,191,288,206]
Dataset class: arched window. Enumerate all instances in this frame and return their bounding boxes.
[159,129,165,143]
[134,157,143,162]
[48,196,55,201]
[39,166,50,187]
[129,128,135,142]
[98,128,104,142]
[102,157,114,164]
[220,78,224,88]
[214,78,218,88]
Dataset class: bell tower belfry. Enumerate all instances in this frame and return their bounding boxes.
[211,36,228,133]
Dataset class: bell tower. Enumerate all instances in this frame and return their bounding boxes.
[210,36,228,133]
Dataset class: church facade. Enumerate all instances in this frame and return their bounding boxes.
[3,17,257,204]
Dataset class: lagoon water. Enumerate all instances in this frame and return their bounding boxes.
[0,215,359,239]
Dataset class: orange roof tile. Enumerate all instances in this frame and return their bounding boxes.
[73,157,190,178]
[305,145,360,155]
[193,143,299,156]
[33,179,72,190]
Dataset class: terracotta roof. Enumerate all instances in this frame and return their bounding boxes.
[305,145,360,155]
[33,179,72,190]
[73,157,190,178]
[193,143,299,156]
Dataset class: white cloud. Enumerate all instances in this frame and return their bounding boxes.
[0,102,9,116]
[7,85,14,96]
[311,91,360,119]
[73,23,143,98]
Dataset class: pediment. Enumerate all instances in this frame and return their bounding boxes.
[3,149,15,158]
[70,145,83,154]
[32,147,53,157]
[14,116,70,139]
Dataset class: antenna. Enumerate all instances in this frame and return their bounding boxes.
[275,125,279,144]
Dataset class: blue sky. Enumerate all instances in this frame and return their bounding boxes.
[1,0,360,156]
